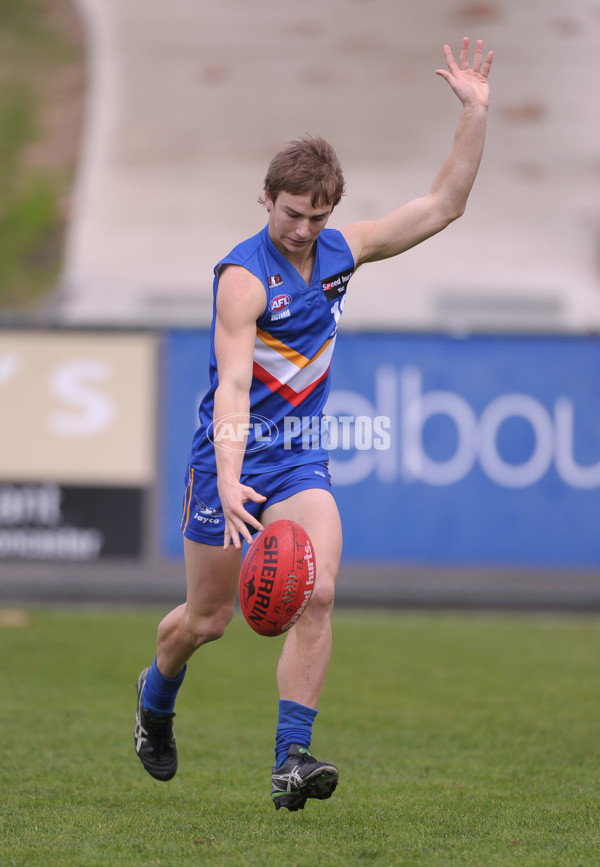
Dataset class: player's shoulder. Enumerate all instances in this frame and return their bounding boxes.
[317,225,356,270]
[336,220,369,268]
[216,260,266,325]
[214,228,270,303]
[318,225,345,245]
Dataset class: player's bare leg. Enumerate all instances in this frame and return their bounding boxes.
[262,488,342,809]
[135,540,240,781]
[156,539,242,677]
[262,488,342,706]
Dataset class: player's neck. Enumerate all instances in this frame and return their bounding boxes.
[273,241,315,285]
[291,247,316,284]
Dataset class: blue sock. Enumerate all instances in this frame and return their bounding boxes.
[275,699,318,768]
[141,658,187,716]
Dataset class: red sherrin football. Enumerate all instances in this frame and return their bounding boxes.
[239,519,316,637]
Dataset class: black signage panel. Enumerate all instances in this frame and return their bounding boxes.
[0,483,144,560]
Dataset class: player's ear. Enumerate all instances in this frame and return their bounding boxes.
[265,189,274,211]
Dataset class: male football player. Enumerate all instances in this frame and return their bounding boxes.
[135,38,493,811]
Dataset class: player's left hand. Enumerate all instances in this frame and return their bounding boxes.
[218,479,265,550]
[435,37,493,108]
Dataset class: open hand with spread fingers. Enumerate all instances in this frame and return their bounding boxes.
[435,37,494,108]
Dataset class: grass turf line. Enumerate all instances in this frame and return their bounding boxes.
[0,608,599,866]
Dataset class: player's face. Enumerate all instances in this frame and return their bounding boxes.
[266,191,333,260]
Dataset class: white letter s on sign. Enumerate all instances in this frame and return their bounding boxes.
[49,360,114,436]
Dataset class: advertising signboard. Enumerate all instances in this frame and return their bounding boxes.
[0,331,156,560]
[161,331,600,567]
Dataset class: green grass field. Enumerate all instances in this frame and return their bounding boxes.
[1,607,598,866]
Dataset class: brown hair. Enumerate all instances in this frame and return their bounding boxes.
[260,135,346,209]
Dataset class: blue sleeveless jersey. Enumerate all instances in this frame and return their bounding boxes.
[189,224,355,474]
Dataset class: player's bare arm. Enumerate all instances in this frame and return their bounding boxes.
[213,265,267,549]
[342,37,494,267]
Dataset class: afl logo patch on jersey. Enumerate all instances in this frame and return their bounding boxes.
[268,274,284,289]
[269,293,292,321]
[270,294,291,313]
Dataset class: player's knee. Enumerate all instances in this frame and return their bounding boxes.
[308,574,336,616]
[187,603,234,646]
[314,554,339,608]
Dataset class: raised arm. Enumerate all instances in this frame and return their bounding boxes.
[213,265,267,549]
[342,37,494,266]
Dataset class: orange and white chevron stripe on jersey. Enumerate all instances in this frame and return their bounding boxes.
[253,326,336,407]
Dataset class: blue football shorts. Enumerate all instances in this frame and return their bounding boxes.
[180,460,332,545]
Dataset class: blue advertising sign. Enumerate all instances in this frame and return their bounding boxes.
[161,331,600,567]
[160,330,212,559]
